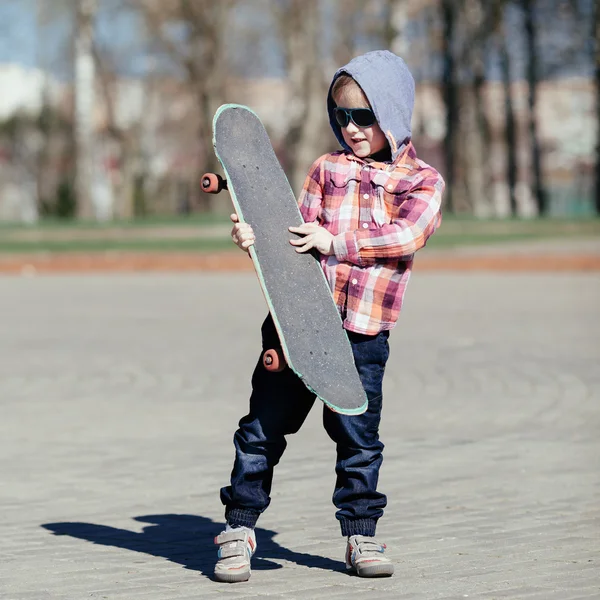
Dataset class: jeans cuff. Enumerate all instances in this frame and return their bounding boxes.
[340,518,377,537]
[225,508,260,529]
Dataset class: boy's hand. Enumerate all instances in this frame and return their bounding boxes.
[230,213,255,252]
[289,223,334,256]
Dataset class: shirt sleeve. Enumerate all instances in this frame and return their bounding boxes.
[297,156,324,224]
[333,168,445,266]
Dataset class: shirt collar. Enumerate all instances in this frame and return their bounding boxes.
[345,141,414,171]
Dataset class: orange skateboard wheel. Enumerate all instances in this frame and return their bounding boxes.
[263,349,286,372]
[201,172,227,193]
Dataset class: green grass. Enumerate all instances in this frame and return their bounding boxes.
[0,213,231,230]
[426,217,600,247]
[0,216,598,254]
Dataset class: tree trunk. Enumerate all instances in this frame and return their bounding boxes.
[499,18,517,216]
[463,76,490,215]
[441,0,458,213]
[74,0,98,220]
[191,2,229,213]
[462,0,493,215]
[522,0,547,215]
[137,1,233,213]
[278,0,329,193]
[595,0,600,214]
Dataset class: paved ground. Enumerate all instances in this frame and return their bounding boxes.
[1,272,599,599]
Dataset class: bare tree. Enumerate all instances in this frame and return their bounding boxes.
[456,0,494,215]
[74,0,98,219]
[92,47,141,219]
[492,0,518,216]
[135,0,235,211]
[332,0,361,69]
[522,0,547,215]
[595,0,600,214]
[273,0,330,193]
[498,16,518,216]
[440,0,458,212]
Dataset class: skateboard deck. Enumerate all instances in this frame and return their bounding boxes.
[211,104,367,415]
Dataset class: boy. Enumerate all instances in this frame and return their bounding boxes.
[215,50,444,583]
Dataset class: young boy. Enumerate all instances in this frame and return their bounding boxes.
[215,50,444,583]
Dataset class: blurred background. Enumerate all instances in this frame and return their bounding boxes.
[0,0,597,235]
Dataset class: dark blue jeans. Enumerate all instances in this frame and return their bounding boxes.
[220,315,390,537]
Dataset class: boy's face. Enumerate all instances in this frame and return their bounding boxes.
[333,82,388,159]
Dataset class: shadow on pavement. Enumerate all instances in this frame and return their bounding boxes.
[42,513,344,580]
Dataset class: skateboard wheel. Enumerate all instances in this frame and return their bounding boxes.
[263,349,286,372]
[201,172,227,193]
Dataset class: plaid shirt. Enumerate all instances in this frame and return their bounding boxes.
[297,142,444,335]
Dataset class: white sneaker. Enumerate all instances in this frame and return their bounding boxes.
[345,535,394,577]
[214,528,256,583]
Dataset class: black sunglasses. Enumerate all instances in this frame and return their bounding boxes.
[334,107,377,128]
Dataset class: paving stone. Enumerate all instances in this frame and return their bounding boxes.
[0,273,598,599]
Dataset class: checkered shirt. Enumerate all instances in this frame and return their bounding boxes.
[297,142,444,335]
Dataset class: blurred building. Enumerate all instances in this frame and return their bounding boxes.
[0,64,65,120]
[0,63,595,220]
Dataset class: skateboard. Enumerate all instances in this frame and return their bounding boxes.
[202,104,367,415]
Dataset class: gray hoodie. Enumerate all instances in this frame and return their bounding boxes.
[327,50,415,162]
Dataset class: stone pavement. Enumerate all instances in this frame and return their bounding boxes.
[0,272,599,599]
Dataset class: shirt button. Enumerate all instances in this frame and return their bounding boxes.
[387,184,394,191]
[352,279,358,285]
[362,223,369,229]
[363,194,369,199]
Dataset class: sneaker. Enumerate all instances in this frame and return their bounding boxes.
[214,528,256,583]
[345,535,394,577]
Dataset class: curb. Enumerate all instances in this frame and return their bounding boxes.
[1,252,600,275]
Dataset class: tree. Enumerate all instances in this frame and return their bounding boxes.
[273,0,331,193]
[522,0,547,215]
[74,0,99,219]
[135,0,236,211]
[498,8,517,216]
[456,0,494,215]
[440,0,458,213]
[595,0,600,214]
[29,0,78,219]
[92,3,162,220]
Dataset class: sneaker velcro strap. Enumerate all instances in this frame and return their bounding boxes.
[354,536,385,553]
[218,544,246,559]
[215,530,248,545]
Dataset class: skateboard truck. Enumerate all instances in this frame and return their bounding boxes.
[263,349,286,373]
[201,172,228,194]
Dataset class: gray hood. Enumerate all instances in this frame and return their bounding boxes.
[327,50,415,161]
